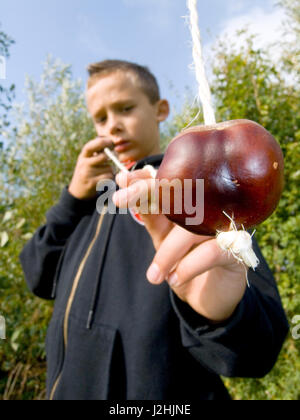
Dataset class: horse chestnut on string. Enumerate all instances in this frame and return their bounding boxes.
[156,119,284,236]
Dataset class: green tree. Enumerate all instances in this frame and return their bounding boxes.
[278,0,300,83]
[213,38,299,401]
[0,57,95,399]
[0,23,15,143]
[1,0,299,399]
[162,1,300,401]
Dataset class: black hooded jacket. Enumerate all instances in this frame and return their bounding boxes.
[19,154,289,400]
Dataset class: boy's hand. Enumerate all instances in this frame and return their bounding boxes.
[113,170,247,323]
[113,168,174,250]
[69,137,115,200]
[146,226,247,323]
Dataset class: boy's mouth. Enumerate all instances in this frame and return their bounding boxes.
[114,140,131,153]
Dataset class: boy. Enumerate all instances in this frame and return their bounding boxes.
[20,60,289,400]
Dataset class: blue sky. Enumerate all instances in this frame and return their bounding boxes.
[1,0,284,113]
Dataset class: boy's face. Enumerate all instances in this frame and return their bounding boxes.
[86,71,169,163]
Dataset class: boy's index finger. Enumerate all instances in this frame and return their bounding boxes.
[82,137,114,158]
[147,226,211,285]
[116,168,154,189]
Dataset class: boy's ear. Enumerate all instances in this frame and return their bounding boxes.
[156,99,170,123]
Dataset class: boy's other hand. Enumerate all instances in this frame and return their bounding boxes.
[113,169,247,323]
[68,137,115,200]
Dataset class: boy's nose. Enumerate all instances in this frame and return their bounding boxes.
[108,115,123,135]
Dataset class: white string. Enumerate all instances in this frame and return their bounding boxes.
[104,148,129,173]
[186,0,216,126]
[216,212,260,287]
[185,2,259,284]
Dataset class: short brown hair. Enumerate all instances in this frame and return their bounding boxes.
[87,59,160,104]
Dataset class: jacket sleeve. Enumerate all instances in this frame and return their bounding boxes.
[170,237,289,378]
[19,186,97,300]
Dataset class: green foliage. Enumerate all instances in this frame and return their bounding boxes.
[0,23,15,140]
[0,25,14,57]
[0,57,95,399]
[162,10,300,401]
[278,0,300,83]
[1,0,299,399]
[211,35,300,399]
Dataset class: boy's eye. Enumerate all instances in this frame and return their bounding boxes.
[96,116,107,124]
[121,105,134,113]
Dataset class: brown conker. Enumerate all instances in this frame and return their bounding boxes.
[156,119,284,236]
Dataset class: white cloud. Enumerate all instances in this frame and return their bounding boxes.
[198,5,288,87]
[226,0,276,16]
[215,7,286,57]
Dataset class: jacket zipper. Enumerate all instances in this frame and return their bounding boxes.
[49,208,107,400]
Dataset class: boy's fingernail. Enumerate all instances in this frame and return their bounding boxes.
[147,263,163,284]
[112,192,118,205]
[115,173,121,184]
[168,272,179,287]
[114,189,128,202]
[116,172,126,186]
